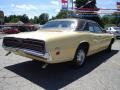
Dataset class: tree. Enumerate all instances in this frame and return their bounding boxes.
[101,13,120,27]
[101,15,113,26]
[4,16,9,23]
[4,15,21,23]
[55,11,67,19]
[32,16,39,24]
[9,17,19,23]
[30,13,49,24]
[4,13,50,24]
[39,13,49,24]
[20,14,29,23]
[111,13,120,26]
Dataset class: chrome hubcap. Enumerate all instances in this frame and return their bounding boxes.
[77,49,85,65]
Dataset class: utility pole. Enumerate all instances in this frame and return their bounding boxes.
[71,0,74,10]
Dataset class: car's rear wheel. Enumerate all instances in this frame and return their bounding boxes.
[73,47,86,67]
[106,39,114,52]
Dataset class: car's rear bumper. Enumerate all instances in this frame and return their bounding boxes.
[3,46,54,63]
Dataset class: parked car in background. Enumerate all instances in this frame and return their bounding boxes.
[33,24,42,30]
[2,19,115,67]
[106,27,120,38]
[2,27,20,34]
[0,24,39,34]
[24,24,39,31]
[39,25,43,29]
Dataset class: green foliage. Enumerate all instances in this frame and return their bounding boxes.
[39,13,49,24]
[4,13,49,24]
[101,15,111,26]
[4,15,21,23]
[30,16,39,24]
[4,15,28,23]
[20,14,29,23]
[9,18,19,23]
[101,13,120,27]
[111,13,120,26]
[55,11,67,19]
[30,13,49,24]
[49,11,67,21]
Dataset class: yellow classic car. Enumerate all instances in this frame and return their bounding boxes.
[2,18,115,67]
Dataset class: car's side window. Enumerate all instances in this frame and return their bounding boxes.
[93,24,103,33]
[88,23,103,33]
[84,22,94,32]
[87,23,95,32]
[77,21,86,31]
[89,25,94,32]
[84,22,103,33]
[84,23,89,31]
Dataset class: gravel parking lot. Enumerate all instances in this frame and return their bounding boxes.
[0,38,120,90]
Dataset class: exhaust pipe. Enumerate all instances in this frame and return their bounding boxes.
[5,52,11,56]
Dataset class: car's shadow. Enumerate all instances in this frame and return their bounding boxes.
[5,50,119,90]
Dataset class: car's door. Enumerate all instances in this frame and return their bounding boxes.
[82,22,99,54]
[87,22,109,53]
[93,23,109,48]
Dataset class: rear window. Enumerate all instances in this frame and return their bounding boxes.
[42,21,76,29]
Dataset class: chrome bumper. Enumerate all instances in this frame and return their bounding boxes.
[3,46,52,61]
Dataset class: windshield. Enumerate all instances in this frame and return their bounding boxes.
[113,27,120,30]
[42,20,77,30]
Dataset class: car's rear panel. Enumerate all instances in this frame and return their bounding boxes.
[3,37,45,54]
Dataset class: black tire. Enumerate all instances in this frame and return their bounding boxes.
[32,59,36,61]
[32,59,39,62]
[106,39,114,52]
[73,47,86,67]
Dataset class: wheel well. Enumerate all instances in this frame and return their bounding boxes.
[76,42,89,55]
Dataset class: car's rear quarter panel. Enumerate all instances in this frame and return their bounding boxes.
[45,33,92,63]
[45,32,114,63]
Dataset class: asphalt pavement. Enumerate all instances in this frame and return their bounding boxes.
[0,38,120,90]
[0,34,7,39]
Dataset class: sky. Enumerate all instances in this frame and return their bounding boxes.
[0,0,119,18]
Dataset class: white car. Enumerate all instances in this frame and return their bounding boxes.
[107,27,120,38]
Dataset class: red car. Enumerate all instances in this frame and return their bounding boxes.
[2,27,20,34]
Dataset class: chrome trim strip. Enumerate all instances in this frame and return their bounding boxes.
[3,46,49,59]
[19,48,45,57]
